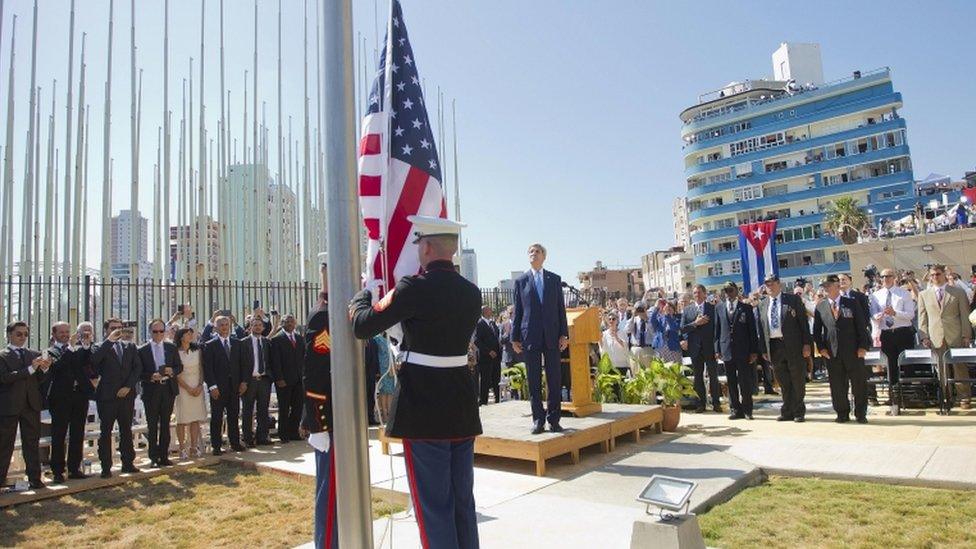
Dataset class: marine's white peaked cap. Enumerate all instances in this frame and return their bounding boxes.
[408,215,466,243]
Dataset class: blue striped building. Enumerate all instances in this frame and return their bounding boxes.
[680,44,915,289]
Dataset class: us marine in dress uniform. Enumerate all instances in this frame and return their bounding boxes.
[302,254,339,549]
[351,216,483,549]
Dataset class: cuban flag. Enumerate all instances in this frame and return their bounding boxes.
[738,220,779,294]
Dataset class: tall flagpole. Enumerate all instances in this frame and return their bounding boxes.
[1,15,16,281]
[163,0,171,281]
[100,0,114,280]
[219,0,227,280]
[70,33,86,281]
[43,81,56,282]
[275,0,283,282]
[21,0,39,291]
[198,0,207,283]
[129,0,139,282]
[62,0,76,275]
[302,0,311,281]
[322,0,373,544]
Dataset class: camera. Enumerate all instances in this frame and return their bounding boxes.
[863,264,879,285]
[123,320,138,328]
[794,277,808,288]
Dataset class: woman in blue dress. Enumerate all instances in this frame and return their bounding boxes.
[652,300,683,364]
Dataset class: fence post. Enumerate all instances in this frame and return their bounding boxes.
[84,275,91,321]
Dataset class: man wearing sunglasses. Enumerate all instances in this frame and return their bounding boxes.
[869,269,916,393]
[137,319,183,468]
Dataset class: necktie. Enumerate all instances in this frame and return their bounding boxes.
[831,300,839,320]
[223,338,231,359]
[884,291,894,328]
[289,333,296,348]
[257,339,265,374]
[535,271,544,301]
[937,288,944,308]
[771,297,780,330]
[115,342,123,360]
[728,302,735,317]
[17,348,26,368]
[639,320,646,347]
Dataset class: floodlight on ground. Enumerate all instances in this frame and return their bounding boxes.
[637,475,697,521]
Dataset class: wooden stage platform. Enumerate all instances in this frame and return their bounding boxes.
[379,401,663,476]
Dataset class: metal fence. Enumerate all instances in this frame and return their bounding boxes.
[1,275,319,349]
[1,275,641,349]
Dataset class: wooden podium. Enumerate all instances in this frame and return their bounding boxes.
[562,306,602,417]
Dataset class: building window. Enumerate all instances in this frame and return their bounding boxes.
[733,185,763,203]
[833,251,850,263]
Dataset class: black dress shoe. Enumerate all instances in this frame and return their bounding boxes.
[100,470,112,479]
[256,439,273,446]
[68,471,88,480]
[212,449,224,456]
[793,417,805,423]
[856,417,868,424]
[765,390,779,395]
[120,465,141,474]
[728,413,745,420]
[776,415,794,422]
[231,444,246,452]
[28,480,45,490]
[279,437,291,444]
[745,413,754,420]
[530,421,545,435]
[159,459,174,467]
[149,460,160,469]
[712,405,723,413]
[51,472,66,484]
[549,423,564,433]
[835,416,850,423]
[694,407,706,414]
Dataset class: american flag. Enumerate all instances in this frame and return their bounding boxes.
[358,0,447,296]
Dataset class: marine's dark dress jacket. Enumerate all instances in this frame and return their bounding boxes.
[351,259,483,439]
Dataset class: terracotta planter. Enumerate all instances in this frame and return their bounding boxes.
[662,405,681,432]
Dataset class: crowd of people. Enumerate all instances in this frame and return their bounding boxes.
[0,301,397,492]
[584,263,976,423]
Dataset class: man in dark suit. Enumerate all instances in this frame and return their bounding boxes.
[474,306,502,405]
[90,318,143,477]
[511,243,569,434]
[0,321,52,490]
[269,314,304,442]
[240,317,273,447]
[45,322,93,483]
[203,316,246,455]
[682,284,721,413]
[714,282,759,420]
[758,274,813,422]
[815,276,872,423]
[137,319,183,467]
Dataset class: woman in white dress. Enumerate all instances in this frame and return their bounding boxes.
[173,327,207,459]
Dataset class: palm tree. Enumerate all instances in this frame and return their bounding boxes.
[824,196,870,244]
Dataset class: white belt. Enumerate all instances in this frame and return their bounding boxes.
[402,351,468,368]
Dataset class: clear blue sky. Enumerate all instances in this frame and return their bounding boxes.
[3,1,975,286]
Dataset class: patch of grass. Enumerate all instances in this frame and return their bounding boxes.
[700,476,976,549]
[0,464,402,548]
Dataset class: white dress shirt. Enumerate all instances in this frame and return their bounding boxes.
[150,340,166,370]
[250,336,265,377]
[869,285,915,330]
[627,316,653,348]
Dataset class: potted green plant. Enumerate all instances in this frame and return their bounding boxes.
[651,360,697,431]
[622,355,658,405]
[501,363,527,400]
[593,353,623,403]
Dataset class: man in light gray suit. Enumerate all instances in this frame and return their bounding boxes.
[758,274,812,422]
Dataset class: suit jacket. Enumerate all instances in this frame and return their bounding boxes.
[758,292,812,357]
[239,334,274,381]
[917,285,973,348]
[202,336,246,393]
[473,317,502,366]
[0,347,48,415]
[44,343,92,405]
[90,340,143,401]
[137,341,184,398]
[511,269,568,351]
[845,289,871,320]
[714,300,759,363]
[813,295,871,357]
[270,330,305,386]
[680,301,716,358]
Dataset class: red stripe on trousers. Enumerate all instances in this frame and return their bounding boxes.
[325,448,337,548]
[403,440,431,549]
[385,166,430,289]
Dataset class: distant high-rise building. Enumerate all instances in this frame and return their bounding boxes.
[460,248,478,286]
[169,217,221,281]
[681,43,914,289]
[110,209,151,279]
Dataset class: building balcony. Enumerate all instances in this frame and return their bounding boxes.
[693,235,842,266]
[688,136,908,199]
[695,261,852,289]
[682,91,903,156]
[688,169,913,222]
[681,68,890,134]
[685,117,906,179]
